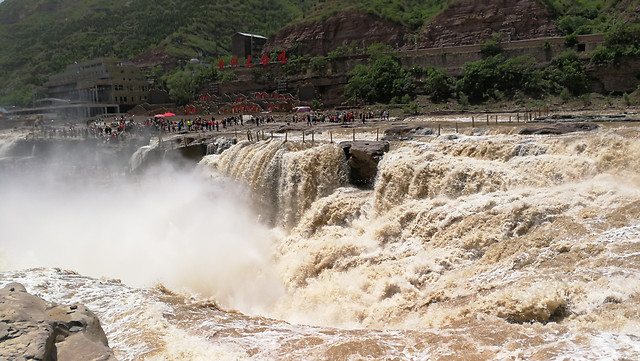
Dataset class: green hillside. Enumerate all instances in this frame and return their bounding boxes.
[0,0,310,106]
[540,0,640,35]
[290,0,453,30]
[0,0,638,107]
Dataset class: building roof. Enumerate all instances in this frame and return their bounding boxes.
[234,32,267,40]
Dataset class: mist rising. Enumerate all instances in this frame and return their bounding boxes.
[0,139,283,315]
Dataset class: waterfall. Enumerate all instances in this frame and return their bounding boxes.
[0,130,29,158]
[206,136,237,155]
[200,140,350,229]
[128,141,159,173]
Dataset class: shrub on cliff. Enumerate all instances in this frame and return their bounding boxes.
[162,64,219,105]
[455,55,546,103]
[345,43,414,104]
[590,23,640,66]
[424,67,454,103]
[283,54,311,75]
[544,51,589,95]
[480,33,503,57]
[309,56,329,73]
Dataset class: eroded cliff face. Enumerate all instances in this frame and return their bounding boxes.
[418,0,560,48]
[264,10,407,56]
[266,0,560,55]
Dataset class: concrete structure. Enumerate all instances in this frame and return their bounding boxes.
[34,57,149,118]
[231,32,267,59]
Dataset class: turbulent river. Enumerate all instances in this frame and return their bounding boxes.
[1,123,640,360]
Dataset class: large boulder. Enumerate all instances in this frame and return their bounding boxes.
[340,141,390,188]
[0,282,117,361]
[382,125,435,141]
[518,123,599,135]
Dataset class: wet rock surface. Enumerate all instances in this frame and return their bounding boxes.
[382,125,435,141]
[518,123,600,135]
[535,113,640,123]
[0,282,117,361]
[340,140,390,188]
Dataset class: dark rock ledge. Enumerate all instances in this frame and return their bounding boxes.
[0,282,117,361]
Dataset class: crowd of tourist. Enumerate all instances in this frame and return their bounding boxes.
[292,110,389,125]
[33,109,392,141]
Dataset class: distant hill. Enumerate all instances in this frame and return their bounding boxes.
[1,0,638,107]
[0,0,312,106]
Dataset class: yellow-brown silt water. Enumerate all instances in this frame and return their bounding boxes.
[2,126,640,360]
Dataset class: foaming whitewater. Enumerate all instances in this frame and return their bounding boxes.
[0,149,283,316]
[3,125,640,360]
[129,139,159,173]
[200,139,349,229]
[0,128,29,158]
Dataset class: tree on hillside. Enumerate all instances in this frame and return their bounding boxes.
[544,51,589,95]
[162,65,218,105]
[345,43,414,104]
[455,54,546,103]
[591,22,640,66]
[424,67,454,103]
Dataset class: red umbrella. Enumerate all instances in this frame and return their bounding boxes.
[163,112,176,117]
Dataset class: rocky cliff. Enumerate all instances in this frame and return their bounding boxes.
[264,10,407,56]
[0,282,117,361]
[265,0,560,55]
[418,0,560,48]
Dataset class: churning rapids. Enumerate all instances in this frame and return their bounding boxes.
[2,123,640,360]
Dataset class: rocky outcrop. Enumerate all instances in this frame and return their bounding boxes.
[382,125,435,141]
[518,123,599,135]
[418,0,559,48]
[265,10,406,56]
[340,140,390,188]
[132,47,179,71]
[589,59,640,93]
[0,283,117,361]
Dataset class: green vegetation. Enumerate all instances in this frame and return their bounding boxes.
[327,44,356,60]
[162,64,218,105]
[564,33,579,48]
[455,55,543,103]
[1,0,638,107]
[544,51,589,95]
[414,51,590,106]
[480,33,503,57]
[309,56,329,73]
[342,39,605,106]
[0,0,305,106]
[292,0,454,30]
[540,0,640,35]
[283,55,311,76]
[344,43,414,104]
[590,22,640,66]
[423,67,454,103]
